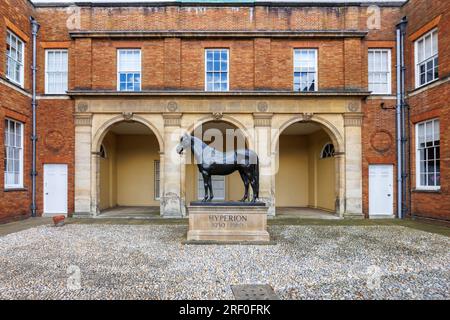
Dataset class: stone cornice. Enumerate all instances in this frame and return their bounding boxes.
[68,89,370,97]
[69,30,368,39]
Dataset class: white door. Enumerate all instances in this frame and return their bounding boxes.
[198,174,225,200]
[44,164,68,216]
[369,164,394,216]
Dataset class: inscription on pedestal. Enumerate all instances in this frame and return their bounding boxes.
[187,205,270,243]
[209,214,248,229]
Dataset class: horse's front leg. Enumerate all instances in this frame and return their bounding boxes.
[202,173,209,202]
[207,175,214,201]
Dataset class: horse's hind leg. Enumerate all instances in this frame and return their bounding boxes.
[250,165,259,202]
[250,178,259,202]
[238,169,249,202]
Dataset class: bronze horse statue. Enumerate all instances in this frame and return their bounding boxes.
[176,133,259,202]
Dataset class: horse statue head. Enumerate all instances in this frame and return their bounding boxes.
[176,133,191,155]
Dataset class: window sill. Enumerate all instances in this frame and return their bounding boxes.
[37,94,71,100]
[408,76,450,98]
[369,93,393,96]
[0,76,30,96]
[4,187,27,192]
[412,188,441,194]
[5,76,24,89]
[413,78,440,92]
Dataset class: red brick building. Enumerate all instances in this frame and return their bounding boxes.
[0,0,448,223]
[403,0,450,221]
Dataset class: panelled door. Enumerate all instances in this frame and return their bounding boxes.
[369,164,394,216]
[43,164,68,216]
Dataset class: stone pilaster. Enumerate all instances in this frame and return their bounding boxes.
[253,112,275,216]
[162,113,184,217]
[334,152,346,216]
[74,114,92,215]
[343,113,364,218]
[91,153,101,216]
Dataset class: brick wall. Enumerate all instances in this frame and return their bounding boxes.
[0,0,34,223]
[361,98,397,217]
[0,0,34,90]
[35,4,401,93]
[35,99,75,215]
[403,0,450,221]
[1,2,402,221]
[2,1,447,222]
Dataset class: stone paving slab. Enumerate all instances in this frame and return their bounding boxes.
[0,224,448,300]
[0,218,53,237]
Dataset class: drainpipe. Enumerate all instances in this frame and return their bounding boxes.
[400,18,409,220]
[396,17,408,219]
[30,17,40,217]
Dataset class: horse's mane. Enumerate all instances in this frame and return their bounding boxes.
[190,134,213,150]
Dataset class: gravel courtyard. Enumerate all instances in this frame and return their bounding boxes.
[0,224,448,300]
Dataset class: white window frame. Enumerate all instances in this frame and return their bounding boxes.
[99,144,107,159]
[293,49,318,92]
[45,49,69,94]
[6,30,25,87]
[117,49,142,92]
[205,48,229,92]
[320,143,335,159]
[154,160,160,200]
[414,29,439,88]
[4,118,24,189]
[368,49,392,95]
[415,118,440,190]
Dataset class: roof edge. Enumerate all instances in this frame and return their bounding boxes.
[69,29,369,39]
[33,1,407,9]
[67,89,371,97]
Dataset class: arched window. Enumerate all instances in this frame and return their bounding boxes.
[320,143,335,159]
[99,144,107,159]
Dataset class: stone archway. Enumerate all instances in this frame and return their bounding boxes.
[181,118,252,205]
[90,116,164,216]
[273,115,344,154]
[272,115,346,217]
[185,114,255,150]
[92,114,164,154]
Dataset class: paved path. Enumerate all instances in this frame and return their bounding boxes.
[0,218,52,237]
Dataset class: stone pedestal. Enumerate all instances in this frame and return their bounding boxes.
[187,203,270,243]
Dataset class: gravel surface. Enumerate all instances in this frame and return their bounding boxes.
[0,224,448,300]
